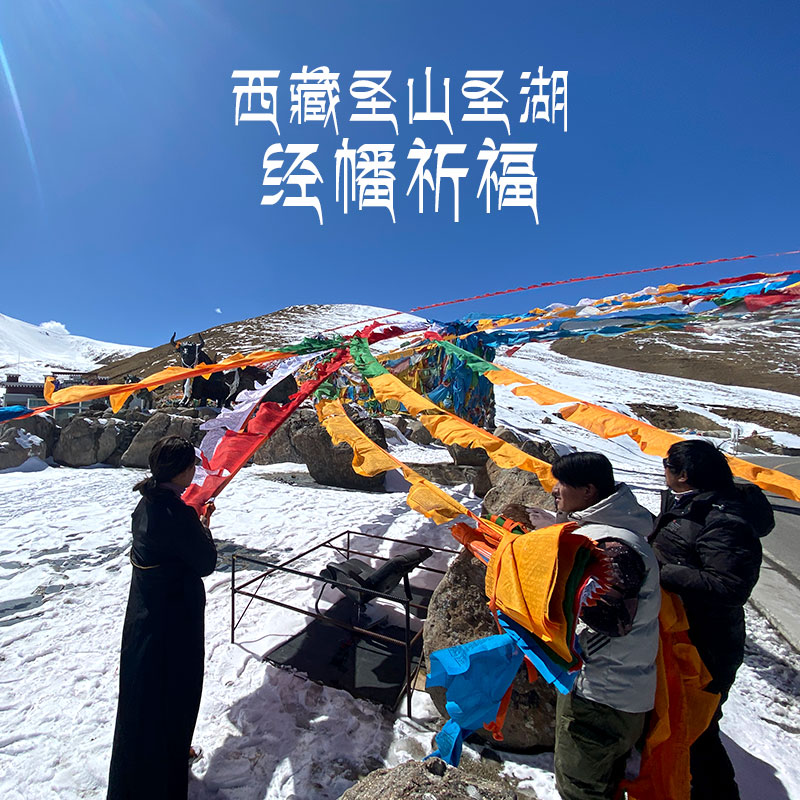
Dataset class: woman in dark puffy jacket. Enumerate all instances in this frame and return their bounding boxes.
[650,440,774,800]
[107,436,217,800]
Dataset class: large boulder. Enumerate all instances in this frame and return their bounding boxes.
[0,425,48,470]
[120,412,204,468]
[253,406,318,465]
[52,415,142,467]
[338,758,516,800]
[478,428,558,517]
[1,414,59,457]
[102,420,144,467]
[423,549,556,750]
[53,416,109,467]
[293,405,387,491]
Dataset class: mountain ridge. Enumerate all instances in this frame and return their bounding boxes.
[0,313,146,384]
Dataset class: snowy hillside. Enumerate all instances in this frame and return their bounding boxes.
[0,313,146,383]
[1,310,800,799]
[95,304,429,386]
[551,305,800,397]
[212,303,428,352]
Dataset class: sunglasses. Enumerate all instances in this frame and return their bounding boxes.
[662,458,678,471]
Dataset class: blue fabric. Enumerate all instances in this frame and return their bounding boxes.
[687,276,796,299]
[495,611,579,694]
[426,634,524,765]
[0,406,30,422]
[427,382,450,406]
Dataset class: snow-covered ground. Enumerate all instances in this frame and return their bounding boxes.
[1,341,799,799]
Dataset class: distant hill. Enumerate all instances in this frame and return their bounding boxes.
[550,306,800,397]
[91,304,425,384]
[0,313,146,383]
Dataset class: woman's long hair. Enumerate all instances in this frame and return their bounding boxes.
[133,435,196,499]
[666,440,735,493]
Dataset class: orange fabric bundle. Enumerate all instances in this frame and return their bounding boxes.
[623,590,720,800]
[484,522,588,665]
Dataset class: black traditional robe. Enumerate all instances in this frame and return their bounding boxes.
[107,486,217,799]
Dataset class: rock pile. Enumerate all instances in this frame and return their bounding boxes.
[338,757,517,800]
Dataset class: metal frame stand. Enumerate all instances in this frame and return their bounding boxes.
[231,530,457,717]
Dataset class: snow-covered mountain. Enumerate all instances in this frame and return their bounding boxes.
[0,312,147,383]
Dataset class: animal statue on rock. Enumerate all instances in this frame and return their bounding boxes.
[169,333,296,408]
[170,332,237,408]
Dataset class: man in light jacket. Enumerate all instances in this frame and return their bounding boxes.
[541,452,661,800]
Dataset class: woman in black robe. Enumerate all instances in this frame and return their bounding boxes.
[107,435,217,799]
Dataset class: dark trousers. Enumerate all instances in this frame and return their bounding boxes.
[555,691,646,800]
[690,692,740,800]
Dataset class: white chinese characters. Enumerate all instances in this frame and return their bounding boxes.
[233,65,567,225]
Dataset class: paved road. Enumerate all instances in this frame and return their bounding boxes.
[742,455,800,651]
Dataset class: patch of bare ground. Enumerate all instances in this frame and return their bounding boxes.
[627,404,721,432]
[629,404,800,436]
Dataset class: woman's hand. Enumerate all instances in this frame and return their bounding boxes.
[200,501,215,527]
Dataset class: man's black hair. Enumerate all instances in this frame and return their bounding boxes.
[666,440,734,492]
[551,451,616,500]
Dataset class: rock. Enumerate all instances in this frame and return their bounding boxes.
[293,405,387,491]
[349,414,388,450]
[53,414,105,467]
[482,479,553,518]
[405,463,478,487]
[406,419,435,446]
[423,550,556,750]
[479,428,557,518]
[114,409,152,424]
[169,407,199,418]
[492,427,560,464]
[253,406,318,465]
[627,404,720,433]
[0,425,48,470]
[380,419,408,446]
[472,466,492,499]
[338,758,517,800]
[120,412,204,468]
[52,416,109,467]
[385,414,409,436]
[51,415,142,467]
[102,420,144,466]
[1,414,59,457]
[447,443,489,467]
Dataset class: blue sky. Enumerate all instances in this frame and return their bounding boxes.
[1,1,798,347]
